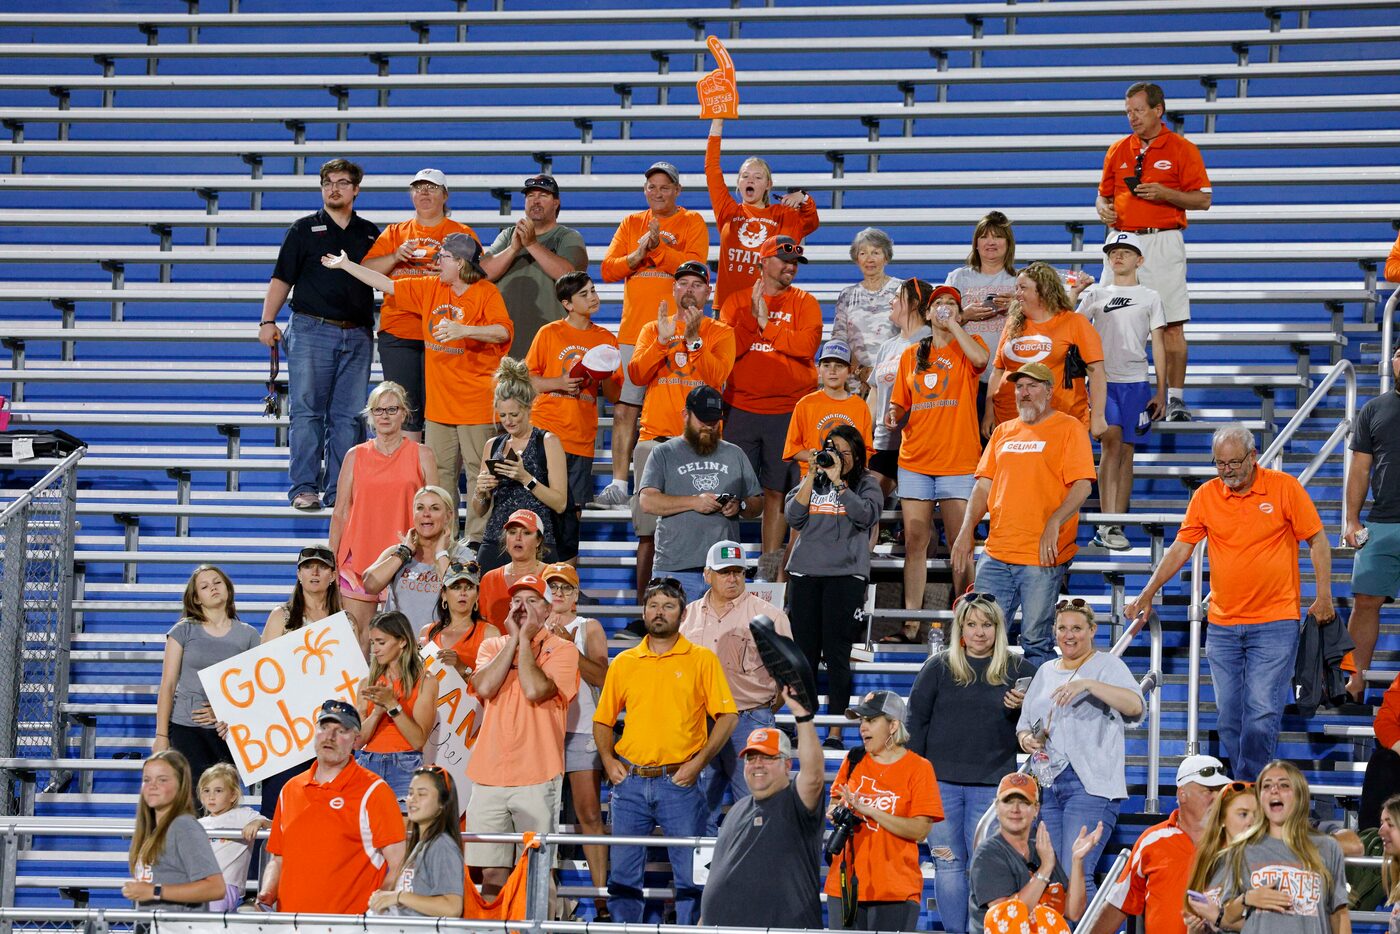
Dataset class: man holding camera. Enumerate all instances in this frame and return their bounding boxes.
[699,689,825,929]
[638,386,762,600]
[1096,81,1211,422]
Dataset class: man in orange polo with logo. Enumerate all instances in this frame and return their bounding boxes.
[1096,81,1211,422]
[258,699,406,914]
[466,573,579,898]
[1092,755,1231,934]
[1125,425,1334,779]
[596,162,709,509]
[951,362,1097,670]
[593,577,738,925]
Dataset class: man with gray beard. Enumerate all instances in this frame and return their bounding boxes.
[951,362,1097,669]
[639,386,762,601]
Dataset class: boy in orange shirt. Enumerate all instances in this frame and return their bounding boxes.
[783,340,873,477]
[525,272,623,563]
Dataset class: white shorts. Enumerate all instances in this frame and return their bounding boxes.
[1104,227,1190,324]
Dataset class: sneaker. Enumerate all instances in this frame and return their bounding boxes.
[1165,398,1192,422]
[1101,526,1131,551]
[291,492,322,511]
[590,480,630,508]
[822,735,845,751]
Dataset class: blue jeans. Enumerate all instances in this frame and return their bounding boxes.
[608,771,705,924]
[653,570,707,607]
[1039,764,1119,905]
[356,749,421,803]
[1206,618,1299,781]
[974,554,1067,670]
[284,312,372,506]
[701,706,776,834]
[927,782,996,934]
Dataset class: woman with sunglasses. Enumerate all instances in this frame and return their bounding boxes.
[422,560,499,682]
[784,423,884,749]
[368,765,464,917]
[1209,761,1350,933]
[1183,781,1259,931]
[906,592,1029,934]
[1016,599,1144,903]
[362,485,469,642]
[357,611,441,801]
[884,281,989,642]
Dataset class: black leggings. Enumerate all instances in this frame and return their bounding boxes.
[788,575,867,719]
[169,722,234,811]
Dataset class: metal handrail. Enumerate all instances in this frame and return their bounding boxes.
[0,447,85,523]
[1382,286,1398,395]
[1185,357,1357,753]
[1075,847,1131,933]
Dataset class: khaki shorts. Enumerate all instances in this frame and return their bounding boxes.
[630,437,662,537]
[463,775,563,868]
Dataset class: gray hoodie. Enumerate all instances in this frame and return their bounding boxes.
[783,472,883,578]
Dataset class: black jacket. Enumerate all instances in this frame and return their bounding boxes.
[1293,612,1355,717]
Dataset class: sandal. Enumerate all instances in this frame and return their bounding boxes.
[879,622,922,644]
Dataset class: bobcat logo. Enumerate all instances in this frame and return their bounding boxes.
[737,218,770,249]
[692,473,720,492]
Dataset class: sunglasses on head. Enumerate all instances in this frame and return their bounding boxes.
[1055,598,1091,611]
[447,560,480,575]
[1225,781,1255,793]
[955,591,998,609]
[413,763,454,791]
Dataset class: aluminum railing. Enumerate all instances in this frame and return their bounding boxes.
[1382,286,1398,396]
[1073,846,1131,933]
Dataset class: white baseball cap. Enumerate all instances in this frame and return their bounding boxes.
[411,168,448,190]
[1175,754,1231,788]
[706,540,747,571]
[1103,230,1144,256]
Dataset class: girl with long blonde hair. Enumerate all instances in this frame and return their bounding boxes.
[121,750,225,909]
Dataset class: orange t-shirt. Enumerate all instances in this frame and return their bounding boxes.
[1373,674,1400,750]
[992,312,1104,426]
[720,285,823,414]
[1098,129,1211,232]
[395,277,513,426]
[468,629,578,786]
[890,336,988,477]
[362,674,423,753]
[975,411,1097,566]
[335,439,427,592]
[267,758,405,914]
[365,218,479,340]
[423,620,497,676]
[1102,810,1195,934]
[822,749,942,903]
[525,318,622,457]
[1175,466,1322,626]
[706,134,819,311]
[629,316,737,441]
[782,389,874,476]
[476,564,544,631]
[600,208,709,344]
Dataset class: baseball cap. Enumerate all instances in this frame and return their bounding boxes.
[296,544,335,568]
[504,508,543,534]
[645,161,680,184]
[706,540,747,571]
[674,260,710,283]
[442,560,480,588]
[439,232,484,275]
[818,340,852,364]
[411,168,448,190]
[845,689,906,722]
[758,235,808,264]
[521,174,559,197]
[1103,230,1144,256]
[740,727,793,759]
[507,574,547,598]
[997,771,1040,805]
[542,562,579,588]
[317,698,362,731]
[929,284,963,307]
[1007,362,1054,385]
[685,385,725,424]
[1175,754,1231,788]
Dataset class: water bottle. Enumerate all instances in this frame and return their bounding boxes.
[927,623,944,656]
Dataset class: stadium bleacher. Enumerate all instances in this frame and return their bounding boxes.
[1,0,1398,929]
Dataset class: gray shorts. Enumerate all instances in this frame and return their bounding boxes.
[618,343,646,406]
[565,730,601,773]
[726,406,797,492]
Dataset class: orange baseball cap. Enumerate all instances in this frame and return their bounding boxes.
[997,771,1039,805]
[739,727,793,758]
[504,508,542,533]
[542,563,579,588]
[507,574,547,598]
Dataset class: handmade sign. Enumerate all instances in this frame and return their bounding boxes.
[419,643,484,815]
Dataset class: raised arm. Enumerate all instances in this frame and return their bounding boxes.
[321,250,396,293]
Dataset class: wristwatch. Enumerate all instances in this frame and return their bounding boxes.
[686,337,703,352]
[387,706,402,718]
[153,884,163,901]
[526,478,538,492]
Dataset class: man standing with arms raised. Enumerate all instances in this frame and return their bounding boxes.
[1096,82,1211,422]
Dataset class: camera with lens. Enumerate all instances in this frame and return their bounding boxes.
[824,804,863,858]
[812,442,840,493]
[813,447,837,471]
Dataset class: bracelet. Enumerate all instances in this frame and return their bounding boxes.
[1215,904,1227,928]
[394,544,414,564]
[435,549,450,560]
[155,733,169,738]
[794,713,814,723]
[1034,872,1050,884]
[259,320,277,327]
[396,891,402,907]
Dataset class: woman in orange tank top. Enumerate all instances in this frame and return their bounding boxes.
[356,610,440,802]
[420,560,500,681]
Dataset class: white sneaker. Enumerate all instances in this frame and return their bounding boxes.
[1101,526,1131,551]
[590,480,630,507]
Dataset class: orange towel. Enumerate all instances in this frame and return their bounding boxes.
[463,831,540,926]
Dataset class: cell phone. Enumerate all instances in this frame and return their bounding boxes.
[715,492,735,507]
[485,457,508,477]
[1125,175,1141,193]
[1014,676,1032,693]
[1187,890,1211,904]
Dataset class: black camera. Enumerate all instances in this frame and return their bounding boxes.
[824,804,862,858]
[813,448,837,470]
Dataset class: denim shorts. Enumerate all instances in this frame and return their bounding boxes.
[895,468,975,502]
[356,749,421,803]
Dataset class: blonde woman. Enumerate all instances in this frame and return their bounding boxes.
[1184,781,1260,931]
[121,750,225,909]
[356,610,440,801]
[362,486,469,638]
[905,592,1030,934]
[1376,794,1400,933]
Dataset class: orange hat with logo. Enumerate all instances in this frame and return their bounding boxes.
[997,771,1040,805]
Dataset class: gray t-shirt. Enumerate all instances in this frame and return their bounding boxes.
[391,833,465,916]
[1209,834,1348,934]
[639,437,761,573]
[488,223,588,358]
[832,278,902,370]
[386,558,444,636]
[167,619,261,728]
[1352,389,1400,523]
[700,782,823,929]
[968,832,1069,933]
[869,326,930,451]
[1016,652,1144,800]
[133,813,223,908]
[1075,282,1167,384]
[945,266,1016,355]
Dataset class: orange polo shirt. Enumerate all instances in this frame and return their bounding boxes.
[395,276,512,426]
[267,758,405,914]
[782,389,874,476]
[720,285,823,414]
[525,318,623,457]
[365,218,479,340]
[1374,674,1400,750]
[600,208,709,344]
[593,634,737,766]
[468,629,579,786]
[1175,466,1322,626]
[1102,809,1195,934]
[975,411,1097,566]
[629,316,736,441]
[1098,128,1211,232]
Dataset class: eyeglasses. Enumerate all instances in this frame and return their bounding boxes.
[772,243,804,258]
[411,183,444,193]
[1213,454,1253,471]
[447,560,480,576]
[644,576,686,598]
[413,764,454,791]
[298,545,334,564]
[743,753,782,763]
[548,582,577,595]
[1134,149,1145,177]
[321,179,356,190]
[370,406,402,417]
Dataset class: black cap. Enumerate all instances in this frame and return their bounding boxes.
[297,544,335,568]
[522,174,559,197]
[317,698,362,731]
[685,385,725,423]
[440,232,485,275]
[674,261,710,283]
